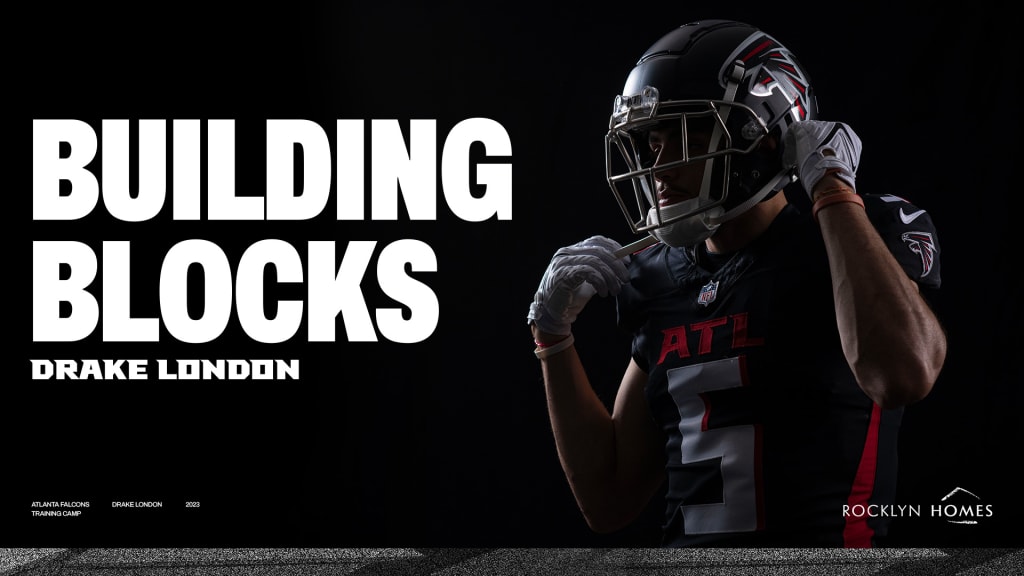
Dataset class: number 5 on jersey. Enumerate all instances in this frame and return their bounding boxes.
[667,356,763,534]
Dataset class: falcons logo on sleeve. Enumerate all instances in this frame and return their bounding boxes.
[901,231,936,277]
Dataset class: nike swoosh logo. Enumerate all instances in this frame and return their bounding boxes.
[900,208,926,224]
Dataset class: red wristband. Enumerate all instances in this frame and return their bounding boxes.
[812,192,865,223]
[534,333,575,359]
[534,333,571,348]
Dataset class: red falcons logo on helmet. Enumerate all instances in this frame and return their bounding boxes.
[728,34,813,120]
[901,231,937,277]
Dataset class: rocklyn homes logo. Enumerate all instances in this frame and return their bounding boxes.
[842,487,994,524]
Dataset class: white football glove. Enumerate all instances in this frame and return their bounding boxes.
[783,120,862,196]
[527,236,631,337]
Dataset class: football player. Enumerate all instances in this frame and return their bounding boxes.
[527,19,947,547]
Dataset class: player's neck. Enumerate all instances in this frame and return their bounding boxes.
[705,193,788,254]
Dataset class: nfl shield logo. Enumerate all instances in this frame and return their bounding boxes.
[697,279,719,306]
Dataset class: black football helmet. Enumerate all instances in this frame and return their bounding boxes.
[606,19,818,247]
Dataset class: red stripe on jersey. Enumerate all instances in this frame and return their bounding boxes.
[843,403,881,547]
[699,392,711,432]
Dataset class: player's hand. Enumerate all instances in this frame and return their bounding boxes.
[527,236,631,338]
[783,120,862,196]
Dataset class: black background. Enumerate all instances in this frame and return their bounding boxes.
[8,2,1020,550]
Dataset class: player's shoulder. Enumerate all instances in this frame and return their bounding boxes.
[617,241,690,327]
[862,193,942,287]
[623,241,682,293]
[627,239,668,266]
[862,193,938,233]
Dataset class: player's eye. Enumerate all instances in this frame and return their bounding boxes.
[687,137,709,154]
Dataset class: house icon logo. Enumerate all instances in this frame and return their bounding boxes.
[932,487,993,525]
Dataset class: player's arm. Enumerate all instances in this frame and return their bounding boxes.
[535,339,666,533]
[527,237,666,533]
[814,173,946,408]
[787,122,947,409]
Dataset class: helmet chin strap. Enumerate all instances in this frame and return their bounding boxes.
[649,168,787,248]
[709,168,792,225]
[648,204,721,248]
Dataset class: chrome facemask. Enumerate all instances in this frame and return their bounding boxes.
[604,86,774,247]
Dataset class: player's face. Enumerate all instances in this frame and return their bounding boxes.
[647,121,712,207]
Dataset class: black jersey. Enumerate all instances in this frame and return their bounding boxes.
[616,195,941,547]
